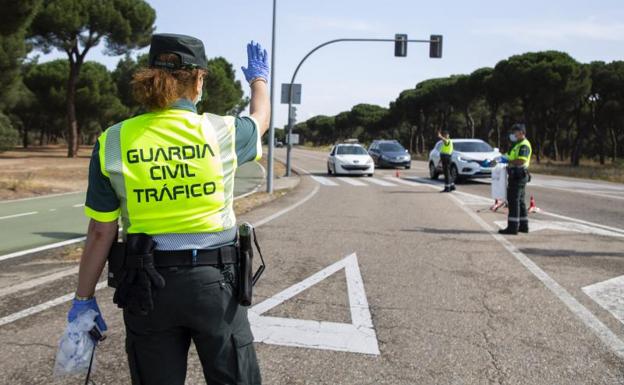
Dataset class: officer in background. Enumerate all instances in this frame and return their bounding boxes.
[66,34,269,385]
[499,123,532,235]
[437,130,455,192]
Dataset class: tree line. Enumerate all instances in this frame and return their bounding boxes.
[0,0,247,156]
[292,51,623,165]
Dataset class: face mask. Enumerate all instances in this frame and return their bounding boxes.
[193,88,203,106]
[509,133,518,142]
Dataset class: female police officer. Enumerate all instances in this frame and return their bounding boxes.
[66,34,270,385]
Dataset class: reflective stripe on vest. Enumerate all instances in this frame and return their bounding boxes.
[440,139,453,155]
[101,110,237,235]
[508,138,532,168]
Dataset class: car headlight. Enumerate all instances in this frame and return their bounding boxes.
[366,157,373,164]
[457,156,466,162]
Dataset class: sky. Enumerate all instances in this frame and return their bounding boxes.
[37,0,624,127]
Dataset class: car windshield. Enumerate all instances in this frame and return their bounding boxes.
[337,146,368,155]
[379,143,405,152]
[453,141,493,153]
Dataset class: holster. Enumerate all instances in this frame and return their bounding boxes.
[107,242,126,288]
[507,167,528,181]
[237,222,266,307]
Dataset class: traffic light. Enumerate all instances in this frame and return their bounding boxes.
[429,35,443,58]
[394,34,407,57]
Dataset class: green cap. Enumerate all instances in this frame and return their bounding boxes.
[148,33,208,70]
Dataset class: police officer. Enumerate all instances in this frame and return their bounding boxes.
[437,130,455,192]
[499,123,532,235]
[66,34,270,385]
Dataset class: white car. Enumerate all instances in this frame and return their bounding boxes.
[327,144,375,176]
[428,139,501,181]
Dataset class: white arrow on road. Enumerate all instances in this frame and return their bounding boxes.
[249,253,380,355]
[494,219,624,238]
[583,276,624,326]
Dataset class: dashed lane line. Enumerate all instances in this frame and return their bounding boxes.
[0,211,38,220]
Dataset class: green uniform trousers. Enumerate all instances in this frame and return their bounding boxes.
[441,154,455,188]
[123,264,261,385]
[506,167,529,231]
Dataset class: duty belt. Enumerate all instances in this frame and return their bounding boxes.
[152,245,238,267]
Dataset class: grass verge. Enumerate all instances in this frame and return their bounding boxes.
[531,160,624,183]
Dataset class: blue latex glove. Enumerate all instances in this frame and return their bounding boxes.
[498,155,509,164]
[241,41,269,84]
[68,297,107,332]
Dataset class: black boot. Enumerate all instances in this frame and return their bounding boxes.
[498,226,518,235]
[450,185,456,191]
[519,223,529,233]
[440,187,450,193]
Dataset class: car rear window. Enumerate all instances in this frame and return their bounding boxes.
[337,146,368,155]
[379,143,404,152]
[453,142,493,152]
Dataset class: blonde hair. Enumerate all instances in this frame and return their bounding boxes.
[131,53,206,110]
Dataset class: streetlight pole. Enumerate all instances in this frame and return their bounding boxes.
[284,37,440,176]
[266,0,277,193]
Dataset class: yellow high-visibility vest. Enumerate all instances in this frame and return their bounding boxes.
[98,109,237,235]
[508,138,532,168]
[440,139,453,155]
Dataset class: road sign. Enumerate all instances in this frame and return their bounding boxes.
[249,253,380,355]
[281,83,302,104]
[286,133,299,145]
[394,34,407,57]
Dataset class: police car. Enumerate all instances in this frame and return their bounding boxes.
[327,141,375,176]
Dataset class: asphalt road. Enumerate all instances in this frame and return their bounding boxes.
[0,161,265,258]
[1,147,623,384]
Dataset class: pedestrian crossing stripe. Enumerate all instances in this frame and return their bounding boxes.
[310,175,339,186]
[336,177,367,186]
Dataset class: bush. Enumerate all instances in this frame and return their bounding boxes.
[0,113,19,152]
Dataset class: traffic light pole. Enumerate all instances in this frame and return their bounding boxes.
[266,0,277,193]
[284,37,438,177]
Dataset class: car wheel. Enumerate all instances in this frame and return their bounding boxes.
[368,173,374,177]
[327,164,332,175]
[450,164,460,183]
[405,164,411,170]
[429,162,439,180]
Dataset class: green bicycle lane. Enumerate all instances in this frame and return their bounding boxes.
[0,161,264,257]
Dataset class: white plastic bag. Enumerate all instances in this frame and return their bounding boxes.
[53,309,98,377]
[491,163,507,200]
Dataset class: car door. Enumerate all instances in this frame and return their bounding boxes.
[328,146,336,167]
[432,141,443,169]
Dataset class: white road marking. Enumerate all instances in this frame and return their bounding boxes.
[494,220,624,238]
[583,276,624,326]
[385,177,427,187]
[0,171,320,327]
[364,178,397,187]
[310,175,339,186]
[444,192,624,360]
[539,211,624,236]
[49,208,56,212]
[0,237,87,262]
[0,281,107,327]
[0,266,79,298]
[72,203,85,208]
[250,253,379,355]
[0,191,84,204]
[337,177,367,186]
[0,211,38,220]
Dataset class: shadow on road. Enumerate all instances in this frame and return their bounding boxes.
[520,248,624,258]
[33,232,84,239]
[401,227,489,235]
